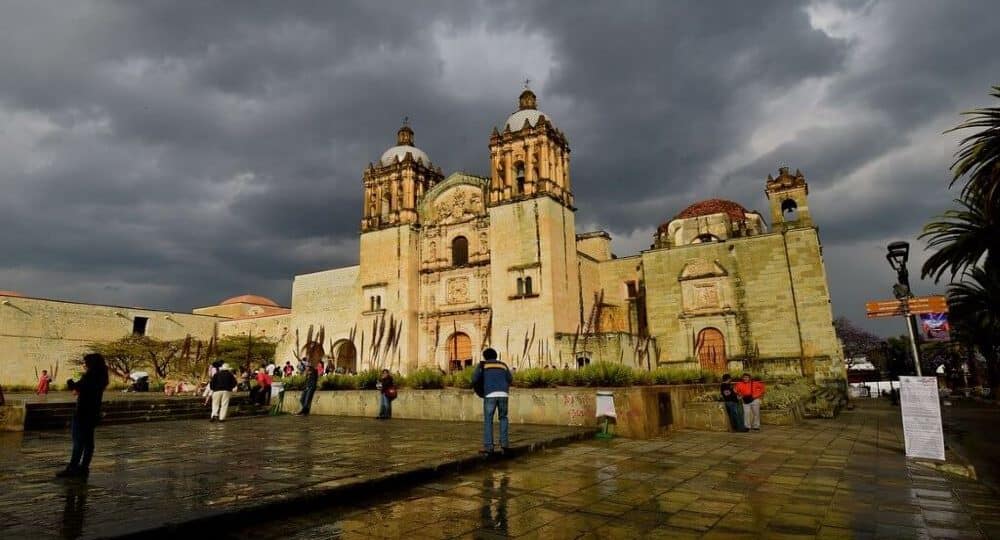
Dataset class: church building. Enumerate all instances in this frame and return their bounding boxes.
[230,89,845,387]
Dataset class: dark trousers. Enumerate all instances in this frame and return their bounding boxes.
[300,387,316,414]
[724,401,746,432]
[69,418,97,470]
[483,397,509,450]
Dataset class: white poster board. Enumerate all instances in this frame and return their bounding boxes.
[899,376,945,461]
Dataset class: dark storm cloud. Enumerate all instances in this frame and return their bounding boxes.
[0,0,997,334]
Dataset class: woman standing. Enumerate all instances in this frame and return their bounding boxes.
[376,369,395,419]
[57,353,109,478]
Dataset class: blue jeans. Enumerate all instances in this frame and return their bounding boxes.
[300,386,316,414]
[379,393,392,418]
[724,401,745,431]
[483,397,509,450]
[70,417,96,470]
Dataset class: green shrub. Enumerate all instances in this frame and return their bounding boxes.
[761,379,814,410]
[513,368,560,388]
[406,368,444,389]
[555,368,581,387]
[281,375,306,390]
[578,362,633,387]
[319,374,356,391]
[633,369,653,386]
[445,367,475,389]
[354,369,380,390]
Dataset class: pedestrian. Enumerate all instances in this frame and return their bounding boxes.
[256,367,273,406]
[210,363,238,422]
[297,365,319,416]
[57,353,109,478]
[326,359,335,374]
[472,348,513,455]
[316,361,325,377]
[375,369,395,419]
[297,357,308,375]
[720,374,748,432]
[734,372,766,432]
[283,361,294,377]
[36,369,52,396]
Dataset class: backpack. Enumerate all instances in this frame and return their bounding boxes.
[473,362,486,398]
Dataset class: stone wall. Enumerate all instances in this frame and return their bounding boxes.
[281,384,715,439]
[277,266,360,368]
[0,295,219,386]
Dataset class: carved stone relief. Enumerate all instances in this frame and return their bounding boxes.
[446,277,470,304]
[692,284,720,309]
[433,186,485,225]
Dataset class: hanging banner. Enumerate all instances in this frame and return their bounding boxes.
[899,376,945,461]
[918,313,951,341]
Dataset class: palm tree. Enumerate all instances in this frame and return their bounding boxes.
[947,85,1000,210]
[920,194,998,282]
[946,262,1000,390]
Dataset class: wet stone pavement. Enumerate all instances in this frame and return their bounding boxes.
[0,415,590,539]
[226,403,1000,540]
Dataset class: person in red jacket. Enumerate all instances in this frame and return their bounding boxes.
[36,369,52,396]
[734,373,766,431]
[255,368,273,406]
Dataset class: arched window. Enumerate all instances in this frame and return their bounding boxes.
[517,277,524,295]
[781,198,799,221]
[524,277,533,295]
[452,236,468,266]
[515,162,525,194]
[332,340,357,373]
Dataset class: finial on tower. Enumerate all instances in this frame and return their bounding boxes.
[396,117,414,145]
[518,81,537,110]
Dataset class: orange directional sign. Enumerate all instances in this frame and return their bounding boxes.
[865,295,948,319]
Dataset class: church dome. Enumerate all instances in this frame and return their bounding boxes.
[0,290,24,297]
[674,199,750,221]
[220,294,279,307]
[380,124,431,166]
[504,89,553,132]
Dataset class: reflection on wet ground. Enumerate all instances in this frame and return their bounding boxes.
[227,404,1000,539]
[0,416,589,539]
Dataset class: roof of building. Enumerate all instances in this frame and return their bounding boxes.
[674,199,750,221]
[504,88,553,132]
[220,294,280,307]
[0,290,24,297]
[380,144,431,166]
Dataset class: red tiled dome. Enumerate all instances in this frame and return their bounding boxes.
[220,294,279,307]
[674,199,749,221]
[0,290,24,297]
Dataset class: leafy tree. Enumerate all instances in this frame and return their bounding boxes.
[833,317,884,367]
[87,335,154,381]
[921,196,998,282]
[214,334,277,372]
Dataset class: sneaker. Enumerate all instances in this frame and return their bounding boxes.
[479,449,492,456]
[751,428,760,432]
[209,417,217,422]
[56,467,78,478]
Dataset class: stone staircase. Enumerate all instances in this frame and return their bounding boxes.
[24,395,270,430]
[803,387,848,419]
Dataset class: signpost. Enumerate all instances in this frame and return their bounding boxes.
[865,295,948,377]
[898,376,946,461]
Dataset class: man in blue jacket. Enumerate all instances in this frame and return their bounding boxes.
[472,348,513,455]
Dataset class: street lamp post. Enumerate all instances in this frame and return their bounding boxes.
[886,241,923,376]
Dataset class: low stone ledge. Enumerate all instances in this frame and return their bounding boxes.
[281,384,717,439]
[0,404,26,431]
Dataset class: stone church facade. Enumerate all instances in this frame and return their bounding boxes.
[0,89,845,387]
[237,89,845,387]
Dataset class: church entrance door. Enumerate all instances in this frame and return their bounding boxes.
[695,328,727,373]
[332,340,357,373]
[446,332,472,372]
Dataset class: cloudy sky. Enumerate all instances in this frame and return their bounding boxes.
[1,0,997,335]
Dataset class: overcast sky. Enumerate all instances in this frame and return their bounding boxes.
[1,0,997,336]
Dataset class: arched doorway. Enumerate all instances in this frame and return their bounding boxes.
[332,340,357,373]
[695,328,727,373]
[446,332,472,371]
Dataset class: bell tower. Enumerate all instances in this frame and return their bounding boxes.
[766,166,812,230]
[361,123,443,232]
[488,88,572,208]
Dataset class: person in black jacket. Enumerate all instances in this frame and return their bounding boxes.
[376,369,395,419]
[57,353,109,478]
[210,363,238,422]
[720,374,748,432]
[296,364,319,416]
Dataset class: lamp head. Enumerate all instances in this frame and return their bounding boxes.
[886,241,909,272]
